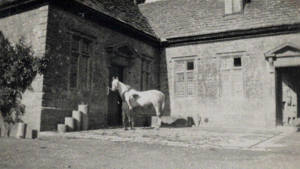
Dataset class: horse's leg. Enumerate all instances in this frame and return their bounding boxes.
[153,104,162,130]
[157,96,165,129]
[125,95,133,110]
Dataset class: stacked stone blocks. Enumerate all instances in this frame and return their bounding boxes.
[58,104,89,132]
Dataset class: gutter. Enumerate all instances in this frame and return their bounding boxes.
[0,0,36,10]
[163,24,300,47]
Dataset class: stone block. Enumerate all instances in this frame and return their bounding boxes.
[79,105,89,130]
[57,124,67,133]
[16,123,27,139]
[72,111,82,131]
[65,117,75,132]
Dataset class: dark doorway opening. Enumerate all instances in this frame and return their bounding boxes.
[108,65,124,126]
[275,67,300,126]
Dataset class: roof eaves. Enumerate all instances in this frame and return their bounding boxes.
[73,0,158,39]
[0,0,39,11]
[165,23,300,47]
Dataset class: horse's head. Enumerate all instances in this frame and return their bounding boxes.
[111,77,119,91]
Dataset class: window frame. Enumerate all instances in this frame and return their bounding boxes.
[173,56,197,99]
[140,55,153,91]
[218,52,245,98]
[68,34,94,91]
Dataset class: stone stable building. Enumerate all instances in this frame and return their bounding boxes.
[1,0,300,138]
[140,0,300,128]
[0,0,164,138]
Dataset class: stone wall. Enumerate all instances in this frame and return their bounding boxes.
[0,5,48,138]
[165,33,300,128]
[159,48,171,116]
[40,5,161,131]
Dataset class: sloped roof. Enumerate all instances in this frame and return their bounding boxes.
[0,0,14,6]
[139,0,300,39]
[0,0,156,37]
[75,0,156,37]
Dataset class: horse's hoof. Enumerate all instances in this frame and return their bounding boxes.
[124,128,128,131]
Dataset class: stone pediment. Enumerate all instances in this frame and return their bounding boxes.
[105,42,140,67]
[105,42,140,58]
[265,43,300,58]
[265,43,300,72]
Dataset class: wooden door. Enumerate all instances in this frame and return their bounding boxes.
[108,65,124,126]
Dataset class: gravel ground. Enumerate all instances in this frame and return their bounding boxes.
[1,131,300,169]
[39,127,289,151]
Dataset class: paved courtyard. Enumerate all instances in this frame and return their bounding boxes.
[2,126,299,169]
[39,126,294,151]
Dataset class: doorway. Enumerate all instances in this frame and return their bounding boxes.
[275,67,300,126]
[108,65,124,126]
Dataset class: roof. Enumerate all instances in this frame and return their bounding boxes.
[139,0,300,39]
[0,0,157,37]
[0,0,14,6]
[76,0,156,37]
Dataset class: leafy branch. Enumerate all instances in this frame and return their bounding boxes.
[0,31,47,136]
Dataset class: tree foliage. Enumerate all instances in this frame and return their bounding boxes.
[0,31,47,136]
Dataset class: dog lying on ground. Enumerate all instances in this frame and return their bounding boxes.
[292,118,300,132]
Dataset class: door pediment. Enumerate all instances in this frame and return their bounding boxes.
[105,42,139,67]
[106,42,139,58]
[265,43,300,72]
[265,43,300,58]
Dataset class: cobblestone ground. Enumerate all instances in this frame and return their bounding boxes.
[40,126,293,151]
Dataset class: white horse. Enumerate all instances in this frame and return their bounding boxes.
[108,77,165,129]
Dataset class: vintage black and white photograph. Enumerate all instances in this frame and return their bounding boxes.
[1,0,300,168]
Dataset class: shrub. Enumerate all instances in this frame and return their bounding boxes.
[0,31,47,136]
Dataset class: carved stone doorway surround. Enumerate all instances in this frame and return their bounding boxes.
[105,42,140,126]
[265,43,300,126]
